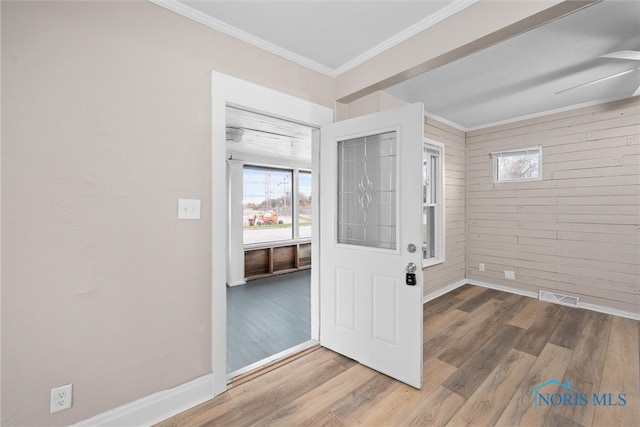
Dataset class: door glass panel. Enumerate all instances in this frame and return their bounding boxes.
[337,131,397,250]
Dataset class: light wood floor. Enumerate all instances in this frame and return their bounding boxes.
[156,285,640,426]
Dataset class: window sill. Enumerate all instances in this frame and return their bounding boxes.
[244,238,311,251]
[423,258,445,269]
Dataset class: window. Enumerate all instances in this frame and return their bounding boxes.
[492,146,542,183]
[243,167,292,245]
[243,166,311,246]
[422,140,444,266]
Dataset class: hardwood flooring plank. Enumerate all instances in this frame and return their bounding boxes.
[508,297,547,329]
[352,382,426,427]
[447,348,536,427]
[550,378,596,427]
[580,310,612,338]
[592,389,640,427]
[599,316,640,397]
[442,324,525,399]
[423,308,468,342]
[545,411,585,427]
[449,284,489,301]
[327,374,395,422]
[496,343,573,427]
[397,386,465,427]
[446,284,475,297]
[438,295,527,367]
[423,299,503,362]
[548,306,590,350]
[229,348,341,402]
[553,312,613,426]
[251,363,376,427]
[355,358,456,427]
[513,303,567,356]
[455,288,504,312]
[565,318,611,386]
[212,354,353,426]
[423,293,465,318]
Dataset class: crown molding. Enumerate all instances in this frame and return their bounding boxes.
[423,108,467,132]
[334,0,479,75]
[148,0,477,78]
[464,94,637,132]
[147,0,336,76]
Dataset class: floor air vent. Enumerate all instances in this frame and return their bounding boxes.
[539,291,579,307]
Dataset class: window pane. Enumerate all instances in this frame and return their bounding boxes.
[423,154,437,205]
[298,171,312,239]
[497,152,540,181]
[243,167,293,245]
[423,206,435,260]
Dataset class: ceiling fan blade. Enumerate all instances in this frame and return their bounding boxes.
[555,68,640,95]
[600,50,640,61]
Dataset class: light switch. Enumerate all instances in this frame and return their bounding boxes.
[178,199,201,220]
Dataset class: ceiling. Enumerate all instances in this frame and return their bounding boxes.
[157,0,640,130]
[226,106,312,164]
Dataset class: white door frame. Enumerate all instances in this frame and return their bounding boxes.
[211,72,333,395]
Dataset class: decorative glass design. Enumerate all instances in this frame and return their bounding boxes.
[337,131,397,250]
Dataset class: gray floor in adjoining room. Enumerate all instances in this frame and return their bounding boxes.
[227,270,311,373]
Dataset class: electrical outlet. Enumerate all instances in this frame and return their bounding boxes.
[50,384,72,413]
[505,270,516,280]
[479,263,485,272]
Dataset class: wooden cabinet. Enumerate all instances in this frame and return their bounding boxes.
[244,243,311,281]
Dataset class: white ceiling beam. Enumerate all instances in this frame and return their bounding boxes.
[335,0,599,103]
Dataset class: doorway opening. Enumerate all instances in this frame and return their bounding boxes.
[226,106,316,378]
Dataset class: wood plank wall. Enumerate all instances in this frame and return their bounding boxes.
[466,97,640,314]
[423,116,467,295]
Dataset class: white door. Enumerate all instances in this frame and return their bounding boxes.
[320,103,424,388]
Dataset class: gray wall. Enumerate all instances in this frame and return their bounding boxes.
[1,1,332,425]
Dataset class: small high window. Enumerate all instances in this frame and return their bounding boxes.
[492,146,542,183]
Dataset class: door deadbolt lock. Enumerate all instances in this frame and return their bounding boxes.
[407,243,417,253]
[405,262,417,286]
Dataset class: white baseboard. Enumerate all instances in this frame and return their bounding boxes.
[466,279,640,321]
[227,279,246,287]
[578,301,640,321]
[465,279,538,299]
[74,374,215,427]
[422,279,467,304]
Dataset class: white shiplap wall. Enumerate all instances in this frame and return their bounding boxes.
[466,97,640,314]
[423,116,466,295]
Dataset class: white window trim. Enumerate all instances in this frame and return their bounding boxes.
[423,138,445,268]
[491,145,542,183]
[212,72,333,395]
